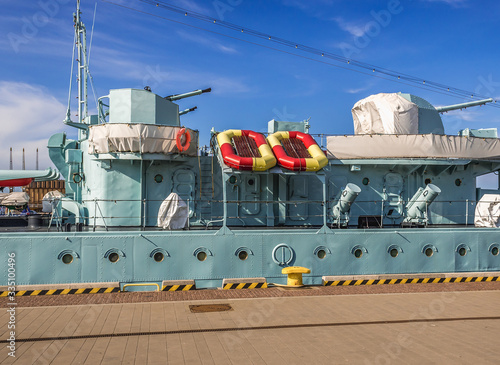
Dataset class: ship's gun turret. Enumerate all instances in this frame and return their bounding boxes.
[436,98,493,113]
[165,88,212,101]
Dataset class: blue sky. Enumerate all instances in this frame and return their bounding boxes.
[1,0,500,187]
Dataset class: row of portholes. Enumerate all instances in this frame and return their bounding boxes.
[57,247,253,265]
[336,243,500,260]
[57,244,500,265]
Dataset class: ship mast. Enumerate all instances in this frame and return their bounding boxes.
[75,0,88,125]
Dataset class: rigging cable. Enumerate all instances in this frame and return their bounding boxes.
[102,0,499,108]
[64,31,77,123]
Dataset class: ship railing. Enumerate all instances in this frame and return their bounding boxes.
[97,95,109,124]
[54,197,499,230]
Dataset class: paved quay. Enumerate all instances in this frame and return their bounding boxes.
[1,284,500,364]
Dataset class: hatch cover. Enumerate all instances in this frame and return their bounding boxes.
[189,304,233,313]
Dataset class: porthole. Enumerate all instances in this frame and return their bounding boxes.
[362,177,370,186]
[153,252,165,262]
[458,247,467,256]
[238,251,248,261]
[104,248,125,262]
[317,249,326,259]
[425,178,432,185]
[387,245,402,257]
[229,175,237,184]
[248,178,255,186]
[62,254,73,264]
[313,246,331,260]
[351,245,367,259]
[108,252,120,263]
[422,244,437,257]
[235,247,253,261]
[154,174,163,183]
[194,247,212,261]
[58,250,80,263]
[455,179,462,187]
[492,247,499,256]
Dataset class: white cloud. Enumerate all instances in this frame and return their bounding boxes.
[175,30,238,54]
[442,109,480,122]
[89,47,250,95]
[333,17,367,38]
[345,80,376,94]
[281,0,336,14]
[170,0,212,15]
[0,81,69,170]
[345,86,370,94]
[420,0,468,6]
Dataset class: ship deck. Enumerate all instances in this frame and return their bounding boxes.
[2,282,500,364]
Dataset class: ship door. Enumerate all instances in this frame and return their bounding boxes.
[383,173,403,224]
[172,168,196,217]
[240,175,260,216]
[288,176,309,221]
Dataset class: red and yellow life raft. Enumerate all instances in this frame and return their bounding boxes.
[217,130,276,171]
[267,131,328,171]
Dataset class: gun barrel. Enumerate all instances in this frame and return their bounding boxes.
[166,88,211,101]
[436,98,493,113]
[179,106,197,116]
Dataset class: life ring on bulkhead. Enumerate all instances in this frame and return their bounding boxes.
[267,131,328,171]
[176,128,192,152]
[217,129,276,171]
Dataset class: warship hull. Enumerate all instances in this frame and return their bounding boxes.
[2,226,499,289]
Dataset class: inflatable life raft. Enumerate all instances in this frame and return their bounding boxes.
[267,131,328,171]
[217,130,277,171]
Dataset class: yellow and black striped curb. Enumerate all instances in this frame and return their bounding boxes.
[223,282,268,290]
[0,287,120,297]
[162,284,196,291]
[323,276,500,286]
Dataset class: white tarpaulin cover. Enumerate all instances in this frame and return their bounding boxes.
[157,193,189,230]
[326,134,500,160]
[88,124,198,156]
[1,192,29,206]
[0,193,8,205]
[475,194,500,227]
[352,93,419,135]
[42,190,64,213]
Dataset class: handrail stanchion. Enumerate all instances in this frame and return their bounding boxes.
[465,199,469,226]
[93,198,96,232]
[142,199,146,231]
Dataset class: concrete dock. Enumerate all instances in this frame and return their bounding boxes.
[1,283,500,364]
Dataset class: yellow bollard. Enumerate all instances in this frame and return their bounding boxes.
[281,266,311,287]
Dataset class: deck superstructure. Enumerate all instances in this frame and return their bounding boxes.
[1,1,500,290]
